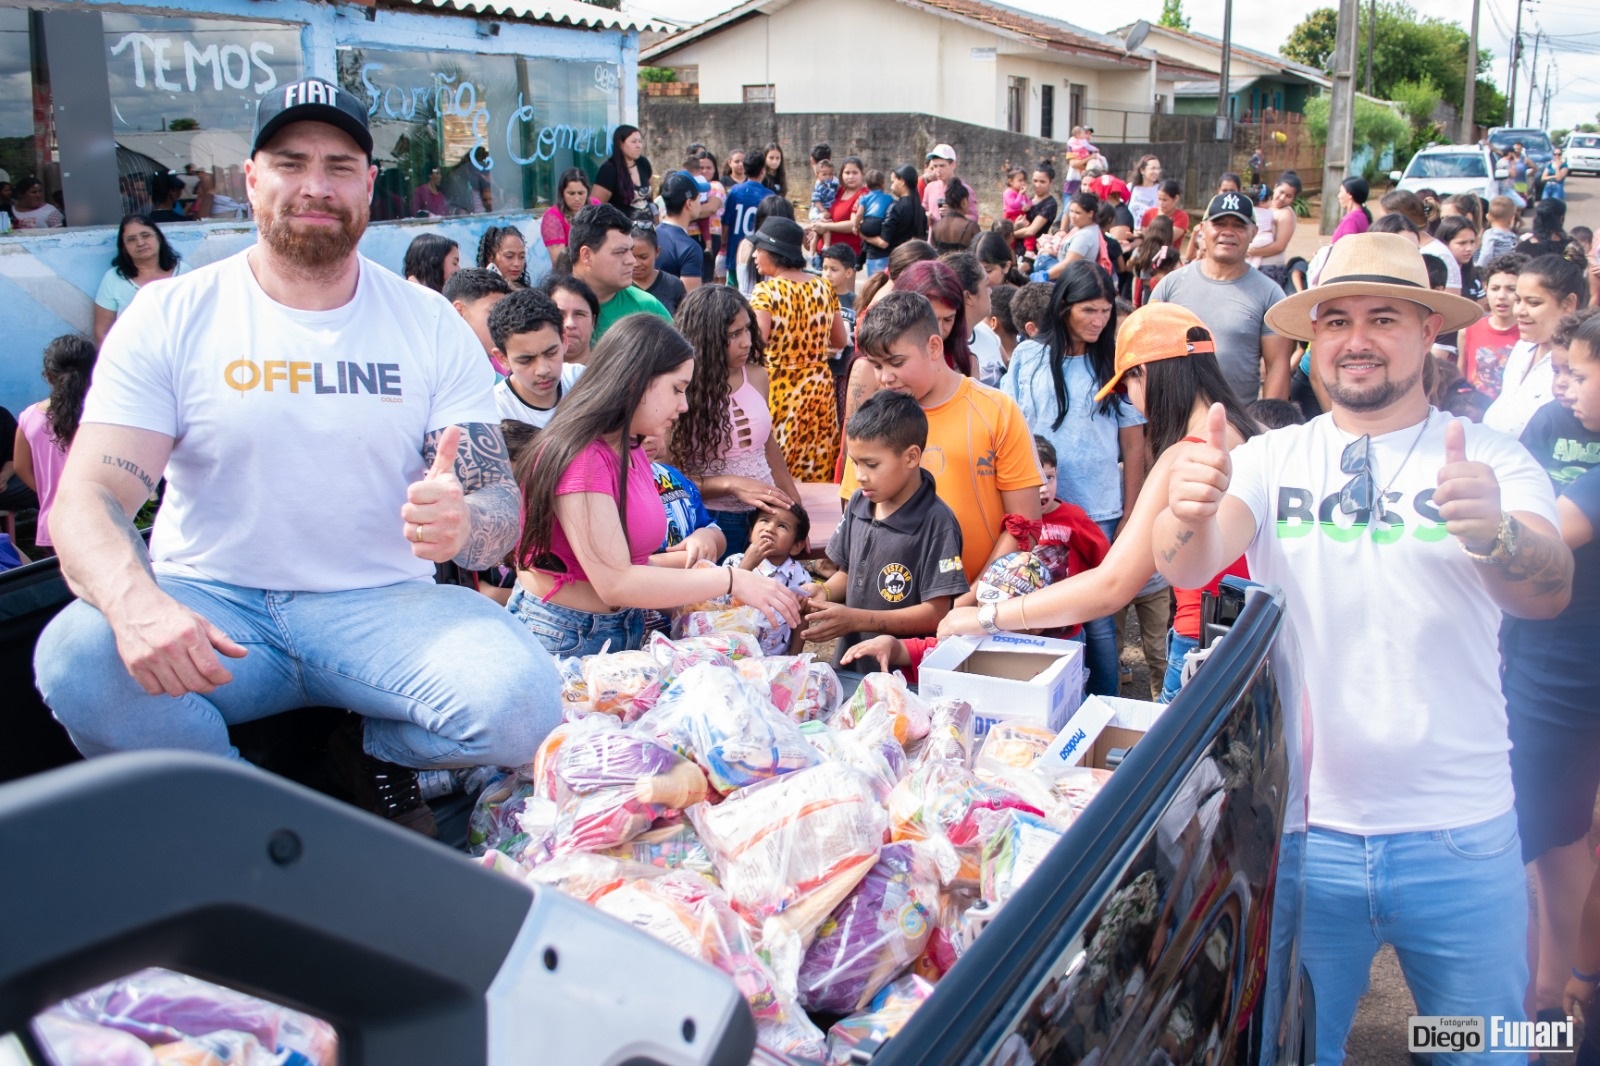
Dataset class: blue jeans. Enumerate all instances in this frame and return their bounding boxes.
[506,584,645,658]
[707,508,753,561]
[1160,629,1199,703]
[1302,810,1528,1065]
[1077,518,1121,697]
[35,574,559,768]
[864,256,888,277]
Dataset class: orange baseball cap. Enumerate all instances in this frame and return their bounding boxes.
[1094,303,1216,402]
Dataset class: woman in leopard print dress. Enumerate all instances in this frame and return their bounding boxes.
[747,217,847,482]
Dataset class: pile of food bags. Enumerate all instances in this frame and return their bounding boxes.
[32,968,337,1066]
[471,608,1115,1062]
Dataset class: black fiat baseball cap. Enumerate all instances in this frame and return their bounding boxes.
[253,78,374,159]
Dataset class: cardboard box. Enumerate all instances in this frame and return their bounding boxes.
[1038,695,1166,773]
[917,634,1085,741]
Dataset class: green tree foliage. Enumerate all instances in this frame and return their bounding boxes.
[1305,94,1409,160]
[168,117,200,131]
[1158,0,1191,32]
[1282,8,1338,71]
[637,66,677,84]
[1284,3,1497,123]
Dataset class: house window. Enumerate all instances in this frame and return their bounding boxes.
[1006,76,1026,134]
[743,84,775,104]
[106,12,304,218]
[337,46,617,217]
[1040,83,1054,140]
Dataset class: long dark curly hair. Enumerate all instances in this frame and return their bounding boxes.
[41,334,97,448]
[670,285,765,474]
[477,224,528,287]
[1044,260,1120,425]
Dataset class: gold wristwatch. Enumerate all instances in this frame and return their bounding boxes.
[1461,512,1520,566]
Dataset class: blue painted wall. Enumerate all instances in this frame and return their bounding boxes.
[0,0,636,416]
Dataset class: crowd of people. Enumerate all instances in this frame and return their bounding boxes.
[7,74,1600,1060]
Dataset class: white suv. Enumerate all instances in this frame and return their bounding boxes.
[1390,144,1505,202]
[1564,133,1600,176]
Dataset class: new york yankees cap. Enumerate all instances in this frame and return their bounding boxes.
[254,78,374,159]
[1203,190,1254,224]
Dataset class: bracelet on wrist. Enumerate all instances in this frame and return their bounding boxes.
[1574,965,1600,984]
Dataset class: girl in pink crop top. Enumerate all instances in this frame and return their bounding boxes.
[667,286,804,558]
[510,314,802,655]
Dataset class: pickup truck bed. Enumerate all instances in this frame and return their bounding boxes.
[0,555,1311,1065]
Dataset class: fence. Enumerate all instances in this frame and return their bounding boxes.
[1232,112,1325,193]
[639,98,1238,223]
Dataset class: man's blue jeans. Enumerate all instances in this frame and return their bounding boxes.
[35,574,560,769]
[1078,518,1121,697]
[1301,809,1529,1065]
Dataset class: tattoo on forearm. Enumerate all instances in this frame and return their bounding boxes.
[102,492,154,578]
[102,455,156,496]
[1500,529,1574,598]
[1159,528,1195,565]
[422,423,521,569]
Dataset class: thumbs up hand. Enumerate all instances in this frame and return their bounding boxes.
[403,425,469,562]
[1434,418,1502,553]
[1167,403,1234,523]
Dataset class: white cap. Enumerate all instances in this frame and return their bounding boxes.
[926,143,957,162]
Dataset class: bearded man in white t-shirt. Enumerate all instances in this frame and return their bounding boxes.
[34,79,558,837]
[1154,233,1574,1064]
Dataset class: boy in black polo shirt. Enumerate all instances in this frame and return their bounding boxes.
[803,390,967,660]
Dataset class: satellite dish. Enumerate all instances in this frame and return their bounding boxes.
[1124,19,1151,54]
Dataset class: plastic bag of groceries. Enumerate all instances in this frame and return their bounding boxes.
[673,604,766,641]
[825,974,937,1065]
[792,660,844,723]
[40,968,336,1065]
[468,772,537,856]
[551,726,708,854]
[582,649,664,721]
[599,818,717,881]
[689,761,887,947]
[634,662,820,793]
[736,654,812,718]
[532,854,826,1061]
[978,807,1067,905]
[975,721,1057,771]
[831,672,932,745]
[905,698,975,770]
[797,839,957,1013]
[806,702,909,796]
[886,761,1046,887]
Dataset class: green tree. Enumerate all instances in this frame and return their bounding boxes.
[1306,94,1409,162]
[1158,0,1191,32]
[168,117,200,131]
[1282,7,1338,71]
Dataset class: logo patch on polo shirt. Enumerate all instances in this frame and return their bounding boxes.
[878,562,912,603]
[939,555,963,573]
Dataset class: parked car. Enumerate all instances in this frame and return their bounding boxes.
[0,556,1313,1065]
[1390,143,1505,202]
[1564,132,1600,177]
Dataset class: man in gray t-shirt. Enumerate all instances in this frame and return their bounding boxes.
[1150,192,1293,401]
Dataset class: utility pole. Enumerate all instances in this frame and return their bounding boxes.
[1322,0,1359,235]
[1364,0,1375,95]
[1462,0,1479,141]
[1507,0,1525,125]
[1525,30,1541,127]
[1217,0,1233,134]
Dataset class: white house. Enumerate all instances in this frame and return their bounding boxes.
[641,0,1212,143]
[1114,23,1329,121]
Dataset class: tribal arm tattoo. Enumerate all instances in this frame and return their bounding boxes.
[422,422,521,570]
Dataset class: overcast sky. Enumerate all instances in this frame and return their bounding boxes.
[629,0,1600,133]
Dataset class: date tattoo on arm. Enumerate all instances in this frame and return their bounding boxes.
[422,422,521,570]
[102,454,157,496]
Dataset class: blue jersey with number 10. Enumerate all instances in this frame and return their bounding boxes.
[722,180,776,272]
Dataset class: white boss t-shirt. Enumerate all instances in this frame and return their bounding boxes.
[84,250,499,592]
[1225,410,1558,835]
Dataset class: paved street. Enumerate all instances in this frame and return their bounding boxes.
[1345,169,1599,1063]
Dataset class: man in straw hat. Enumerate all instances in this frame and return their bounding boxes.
[1154,232,1574,1063]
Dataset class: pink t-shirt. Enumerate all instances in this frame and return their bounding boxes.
[18,402,69,547]
[536,438,667,597]
[540,209,572,255]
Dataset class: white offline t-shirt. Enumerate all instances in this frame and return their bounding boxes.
[84,250,499,592]
[1225,410,1557,835]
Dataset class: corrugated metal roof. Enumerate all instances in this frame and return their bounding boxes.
[385,0,670,32]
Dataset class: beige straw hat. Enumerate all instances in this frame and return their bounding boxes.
[1264,232,1482,342]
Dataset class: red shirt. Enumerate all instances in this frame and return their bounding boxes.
[829,186,864,257]
[1140,207,1190,236]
